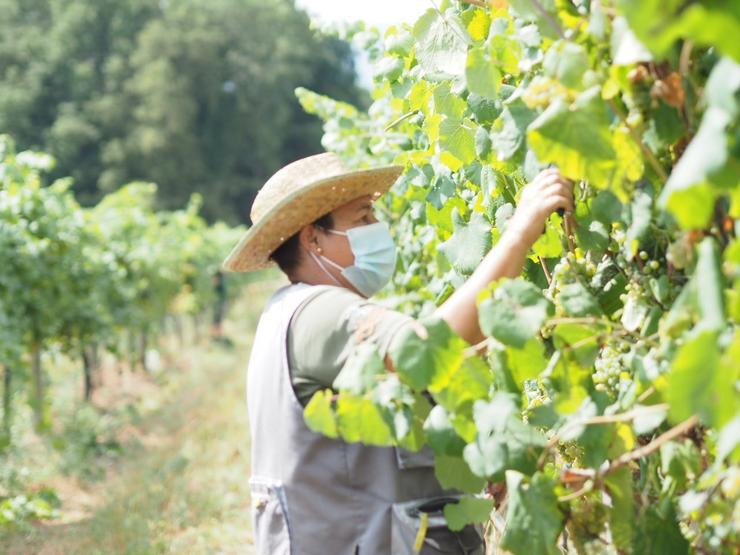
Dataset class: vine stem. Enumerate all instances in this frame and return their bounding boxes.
[384,110,420,132]
[539,257,552,286]
[544,403,670,451]
[553,415,699,502]
[546,316,609,326]
[600,414,699,476]
[529,0,567,40]
[563,213,576,252]
[558,481,592,502]
[606,98,669,183]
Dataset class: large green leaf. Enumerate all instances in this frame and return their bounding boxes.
[304,390,338,439]
[424,404,467,456]
[557,282,602,317]
[463,395,547,480]
[543,41,589,89]
[432,355,492,411]
[438,209,492,275]
[443,496,494,532]
[527,87,616,186]
[500,471,564,555]
[390,317,466,391]
[665,331,736,428]
[634,504,689,555]
[478,278,554,348]
[506,337,547,386]
[435,455,486,493]
[617,0,740,62]
[490,100,536,161]
[466,46,501,99]
[659,58,740,228]
[439,118,477,165]
[332,342,386,395]
[695,237,726,331]
[413,8,471,77]
[335,396,394,446]
[605,467,635,551]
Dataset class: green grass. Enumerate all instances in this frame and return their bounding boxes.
[0,276,283,554]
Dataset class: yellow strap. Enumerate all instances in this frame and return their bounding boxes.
[413,512,429,553]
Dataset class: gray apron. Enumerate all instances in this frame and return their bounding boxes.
[246,282,485,554]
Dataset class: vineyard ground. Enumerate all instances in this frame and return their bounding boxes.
[0,275,283,554]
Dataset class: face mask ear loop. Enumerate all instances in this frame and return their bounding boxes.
[307,249,343,287]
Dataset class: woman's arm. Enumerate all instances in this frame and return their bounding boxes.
[434,168,574,345]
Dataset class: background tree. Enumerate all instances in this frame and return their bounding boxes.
[0,0,367,223]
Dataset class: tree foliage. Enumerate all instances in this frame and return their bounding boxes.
[0,0,367,222]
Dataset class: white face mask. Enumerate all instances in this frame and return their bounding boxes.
[307,221,397,297]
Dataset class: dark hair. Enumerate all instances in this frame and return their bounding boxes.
[270,213,334,277]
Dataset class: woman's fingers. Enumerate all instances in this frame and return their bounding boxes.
[543,193,574,214]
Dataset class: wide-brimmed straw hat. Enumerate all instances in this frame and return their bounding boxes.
[222,152,403,272]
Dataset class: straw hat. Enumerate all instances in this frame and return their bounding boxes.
[222,152,404,272]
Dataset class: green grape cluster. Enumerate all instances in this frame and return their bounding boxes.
[592,345,630,397]
[522,75,569,109]
[560,440,584,466]
[566,494,610,554]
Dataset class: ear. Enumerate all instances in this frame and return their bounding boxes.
[298,223,320,253]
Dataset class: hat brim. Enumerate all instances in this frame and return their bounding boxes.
[222,165,403,273]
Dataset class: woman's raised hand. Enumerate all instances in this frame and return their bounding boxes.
[504,168,575,248]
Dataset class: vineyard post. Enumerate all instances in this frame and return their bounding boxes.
[1,363,10,441]
[81,346,94,401]
[30,342,44,431]
[139,329,147,372]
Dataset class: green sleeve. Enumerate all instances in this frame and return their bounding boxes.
[287,286,415,406]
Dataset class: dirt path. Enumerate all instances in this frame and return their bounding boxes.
[2,278,280,554]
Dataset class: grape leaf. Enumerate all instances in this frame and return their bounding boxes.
[335,396,394,446]
[506,337,547,386]
[479,278,554,348]
[500,471,564,555]
[634,504,689,555]
[432,355,491,410]
[610,16,653,65]
[605,467,635,551]
[696,237,726,332]
[438,209,492,275]
[443,496,494,531]
[659,58,740,228]
[440,117,477,166]
[413,8,471,77]
[557,282,602,317]
[424,405,467,456]
[543,41,589,89]
[435,454,486,493]
[333,342,386,395]
[466,46,501,99]
[463,395,547,480]
[616,0,740,62]
[665,330,736,428]
[527,87,616,186]
[390,317,466,391]
[304,390,338,439]
[490,100,536,161]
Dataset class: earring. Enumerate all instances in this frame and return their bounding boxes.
[317,247,323,254]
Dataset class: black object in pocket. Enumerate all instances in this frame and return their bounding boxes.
[391,495,485,555]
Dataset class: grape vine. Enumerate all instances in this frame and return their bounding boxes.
[300,1,740,553]
[0,135,247,439]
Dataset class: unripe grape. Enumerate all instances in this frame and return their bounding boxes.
[639,251,649,260]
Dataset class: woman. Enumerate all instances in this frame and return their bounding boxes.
[222,152,573,555]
